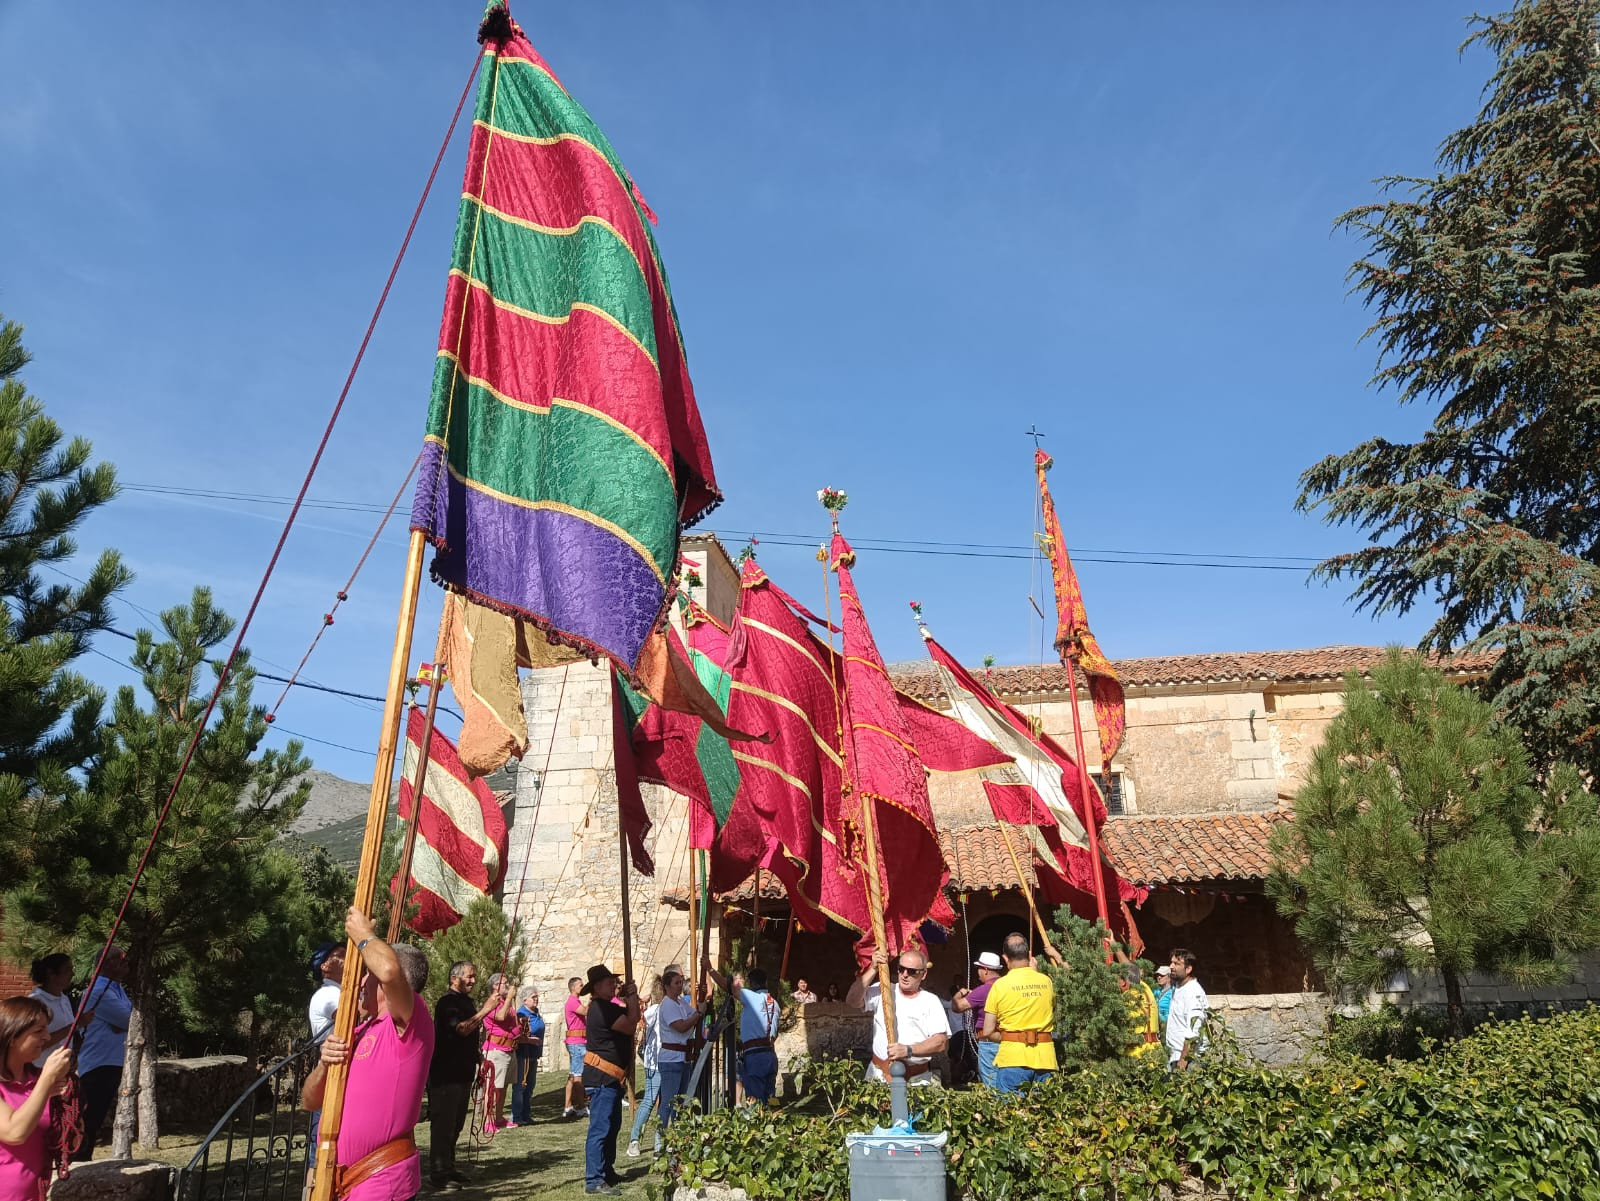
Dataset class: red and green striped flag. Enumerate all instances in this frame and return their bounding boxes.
[411,6,720,677]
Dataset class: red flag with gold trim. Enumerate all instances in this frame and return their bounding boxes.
[1036,448,1125,770]
[831,531,950,955]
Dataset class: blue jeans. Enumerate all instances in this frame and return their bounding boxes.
[629,1067,661,1148]
[584,1082,623,1189]
[976,1039,1000,1089]
[567,1043,586,1077]
[993,1065,1052,1095]
[739,1048,778,1104]
[511,1047,539,1124]
[656,1060,689,1132]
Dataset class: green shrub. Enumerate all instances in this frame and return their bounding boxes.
[1324,1002,1450,1062]
[665,1007,1600,1200]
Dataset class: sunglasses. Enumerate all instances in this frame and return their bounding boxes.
[896,965,926,976]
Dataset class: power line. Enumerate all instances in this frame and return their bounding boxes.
[120,481,1324,571]
[716,532,1312,571]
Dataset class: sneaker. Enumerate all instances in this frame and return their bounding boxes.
[562,1106,575,1118]
[447,1173,468,1186]
[625,1141,640,1158]
[575,1107,590,1119]
[482,1121,500,1135]
[431,1180,460,1194]
[502,1120,519,1129]
[584,1187,621,1196]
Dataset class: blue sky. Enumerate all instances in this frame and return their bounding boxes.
[0,2,1493,782]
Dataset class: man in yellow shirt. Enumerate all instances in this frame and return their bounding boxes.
[980,934,1055,1094]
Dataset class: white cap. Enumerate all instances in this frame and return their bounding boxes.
[1156,965,1171,977]
[973,951,1003,971]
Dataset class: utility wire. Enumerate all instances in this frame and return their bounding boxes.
[121,482,1322,571]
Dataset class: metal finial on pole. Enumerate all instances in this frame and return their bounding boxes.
[1025,425,1046,448]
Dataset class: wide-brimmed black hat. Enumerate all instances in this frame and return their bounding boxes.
[578,963,617,996]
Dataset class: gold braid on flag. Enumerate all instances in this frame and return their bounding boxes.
[1035,449,1126,770]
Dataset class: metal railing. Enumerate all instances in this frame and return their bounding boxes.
[176,1040,321,1201]
[684,994,738,1116]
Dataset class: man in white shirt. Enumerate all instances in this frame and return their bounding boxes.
[654,967,702,1133]
[307,943,344,1039]
[1165,947,1209,1071]
[847,947,949,1086]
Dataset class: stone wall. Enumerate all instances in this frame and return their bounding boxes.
[153,1055,259,1130]
[506,650,720,1072]
[1003,681,1347,816]
[1210,992,1330,1067]
[1376,951,1600,1011]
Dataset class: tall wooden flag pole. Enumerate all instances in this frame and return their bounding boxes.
[386,615,452,941]
[311,529,430,1201]
[1062,650,1112,932]
[854,788,898,1044]
[820,494,896,1044]
[1033,445,1124,939]
[993,820,1062,960]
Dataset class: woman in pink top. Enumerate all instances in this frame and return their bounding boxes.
[562,976,588,1119]
[0,996,75,1201]
[479,975,518,1133]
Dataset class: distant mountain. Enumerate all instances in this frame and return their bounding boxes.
[290,763,520,868]
[292,768,375,834]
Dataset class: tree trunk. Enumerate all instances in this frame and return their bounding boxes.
[1441,966,1469,1040]
[112,1010,141,1159]
[136,1006,159,1150]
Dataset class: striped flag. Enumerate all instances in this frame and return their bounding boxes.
[395,708,510,935]
[410,8,719,679]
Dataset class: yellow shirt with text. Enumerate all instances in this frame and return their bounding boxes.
[987,966,1056,1070]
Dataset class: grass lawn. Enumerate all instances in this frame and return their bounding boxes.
[95,1067,667,1201]
[442,1070,663,1200]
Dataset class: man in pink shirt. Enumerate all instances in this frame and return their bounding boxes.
[302,908,434,1201]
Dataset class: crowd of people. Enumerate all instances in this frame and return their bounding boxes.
[0,919,1209,1201]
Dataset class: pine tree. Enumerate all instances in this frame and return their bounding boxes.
[413,895,529,1006]
[1267,649,1600,1038]
[0,314,129,853]
[1298,0,1600,778]
[1043,910,1154,1070]
[4,588,323,1152]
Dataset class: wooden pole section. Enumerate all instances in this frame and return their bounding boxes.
[994,821,1060,961]
[854,795,897,1044]
[687,843,701,1004]
[779,906,795,981]
[310,529,429,1201]
[697,849,714,1000]
[749,867,762,967]
[1062,649,1113,935]
[618,799,634,988]
[386,614,451,941]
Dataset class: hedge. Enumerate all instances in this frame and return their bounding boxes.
[665,1006,1600,1200]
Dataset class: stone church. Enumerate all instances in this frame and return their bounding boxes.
[502,535,1593,1068]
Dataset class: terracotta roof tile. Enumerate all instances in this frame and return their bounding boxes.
[939,825,1036,891]
[1102,811,1290,886]
[889,645,1496,700]
[663,825,1037,905]
[663,815,1293,904]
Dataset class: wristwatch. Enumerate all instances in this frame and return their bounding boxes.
[356,937,374,952]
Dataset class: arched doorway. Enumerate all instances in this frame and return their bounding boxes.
[966,911,1028,963]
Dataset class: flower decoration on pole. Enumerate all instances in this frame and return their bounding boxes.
[817,487,849,513]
